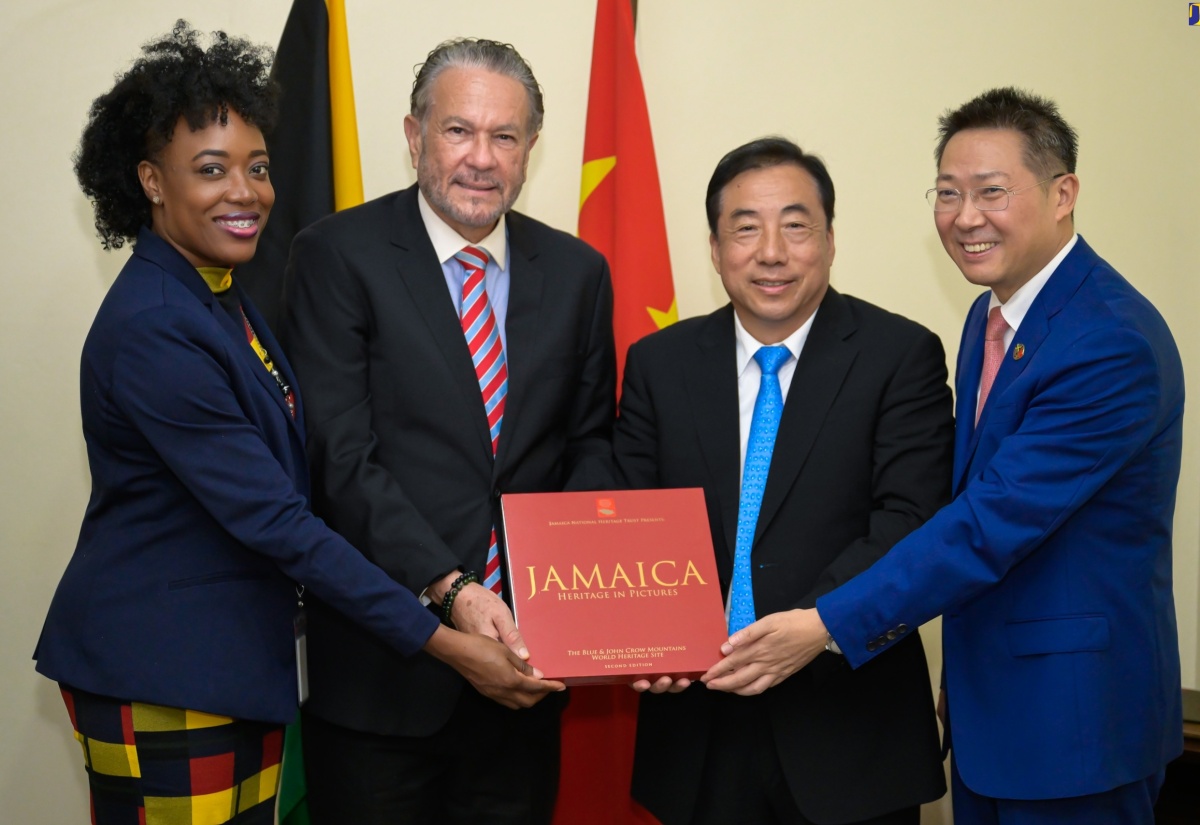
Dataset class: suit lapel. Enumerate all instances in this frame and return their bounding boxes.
[755,289,857,543]
[955,236,1099,491]
[953,294,988,492]
[388,189,494,458]
[134,229,304,440]
[494,212,545,475]
[239,288,306,440]
[684,307,741,560]
[976,301,1045,426]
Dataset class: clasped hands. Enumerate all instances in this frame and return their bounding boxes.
[632,608,829,696]
[425,575,565,710]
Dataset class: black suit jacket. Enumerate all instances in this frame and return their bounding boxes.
[281,185,616,736]
[615,291,951,824]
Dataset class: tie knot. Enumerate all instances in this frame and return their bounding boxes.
[754,345,790,376]
[454,245,490,272]
[985,306,1009,342]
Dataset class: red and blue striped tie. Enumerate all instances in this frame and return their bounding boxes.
[455,246,507,595]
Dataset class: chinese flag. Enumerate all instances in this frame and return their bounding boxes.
[577,0,677,388]
[553,1,674,823]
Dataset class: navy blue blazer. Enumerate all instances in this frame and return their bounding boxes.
[819,236,1184,799]
[35,228,438,725]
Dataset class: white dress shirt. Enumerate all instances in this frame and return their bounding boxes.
[732,309,818,486]
[417,191,511,349]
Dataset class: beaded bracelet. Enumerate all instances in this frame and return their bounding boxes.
[440,571,479,627]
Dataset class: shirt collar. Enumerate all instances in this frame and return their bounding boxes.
[417,189,509,270]
[733,308,817,377]
[990,233,1078,327]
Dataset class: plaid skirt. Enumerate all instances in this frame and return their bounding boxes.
[60,684,283,825]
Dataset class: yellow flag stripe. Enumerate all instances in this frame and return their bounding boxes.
[326,0,364,211]
[580,156,617,209]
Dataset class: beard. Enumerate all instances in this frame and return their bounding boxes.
[418,154,524,232]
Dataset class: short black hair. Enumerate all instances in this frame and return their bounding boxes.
[935,87,1078,178]
[73,20,278,250]
[705,137,835,235]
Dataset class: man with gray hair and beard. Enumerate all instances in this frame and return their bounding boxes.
[282,38,616,824]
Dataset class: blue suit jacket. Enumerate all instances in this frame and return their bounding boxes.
[818,236,1184,799]
[35,228,438,725]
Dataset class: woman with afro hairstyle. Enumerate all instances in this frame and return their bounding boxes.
[35,21,562,825]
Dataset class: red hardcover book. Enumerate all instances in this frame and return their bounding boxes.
[500,488,727,685]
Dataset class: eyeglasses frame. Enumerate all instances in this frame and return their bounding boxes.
[926,173,1068,213]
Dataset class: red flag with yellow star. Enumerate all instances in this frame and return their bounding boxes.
[578,0,677,386]
[552,2,672,823]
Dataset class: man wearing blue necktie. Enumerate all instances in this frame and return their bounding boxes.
[614,137,953,825]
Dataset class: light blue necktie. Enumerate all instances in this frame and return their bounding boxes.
[728,345,791,635]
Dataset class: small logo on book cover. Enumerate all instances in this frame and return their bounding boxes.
[1191,4,1199,25]
[596,497,617,518]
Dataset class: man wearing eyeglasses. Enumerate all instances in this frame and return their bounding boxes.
[713,88,1185,823]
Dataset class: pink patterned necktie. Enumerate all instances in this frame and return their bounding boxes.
[455,246,507,595]
[976,306,1010,424]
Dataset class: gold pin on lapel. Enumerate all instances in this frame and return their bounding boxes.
[1013,343,1025,360]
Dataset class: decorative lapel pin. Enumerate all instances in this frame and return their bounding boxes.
[1012,343,1025,360]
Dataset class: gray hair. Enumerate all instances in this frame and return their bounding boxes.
[411,38,544,135]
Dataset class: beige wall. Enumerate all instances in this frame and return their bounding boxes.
[2,1,1195,821]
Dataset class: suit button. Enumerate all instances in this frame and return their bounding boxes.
[492,488,502,500]
[897,624,909,635]
[866,641,878,652]
[886,630,897,641]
